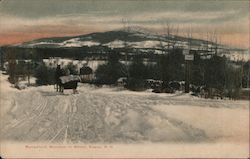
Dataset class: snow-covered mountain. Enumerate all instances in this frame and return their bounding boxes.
[11,29,249,61]
[16,30,211,49]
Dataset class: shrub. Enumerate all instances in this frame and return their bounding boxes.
[95,62,126,84]
[65,62,78,75]
[34,63,56,85]
[129,55,148,79]
[125,78,146,91]
[95,52,126,84]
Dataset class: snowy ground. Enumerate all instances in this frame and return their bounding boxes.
[0,72,249,157]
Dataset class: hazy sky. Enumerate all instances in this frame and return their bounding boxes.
[0,0,249,48]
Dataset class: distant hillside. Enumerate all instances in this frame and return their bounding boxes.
[3,29,249,61]
[16,30,215,49]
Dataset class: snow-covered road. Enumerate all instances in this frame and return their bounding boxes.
[1,74,249,145]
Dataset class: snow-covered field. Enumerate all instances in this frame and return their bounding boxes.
[43,59,106,71]
[0,72,249,157]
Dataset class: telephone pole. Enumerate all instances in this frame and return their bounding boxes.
[184,52,194,93]
[184,26,194,93]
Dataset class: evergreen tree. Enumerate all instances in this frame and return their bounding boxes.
[65,62,78,75]
[129,55,147,79]
[145,64,160,80]
[191,52,205,86]
[158,49,184,82]
[125,55,147,91]
[34,62,56,85]
[95,52,125,84]
[224,63,241,99]
[204,55,226,90]
[242,61,250,88]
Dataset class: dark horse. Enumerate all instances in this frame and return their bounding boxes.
[55,65,64,92]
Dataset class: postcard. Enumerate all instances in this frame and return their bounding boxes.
[0,0,249,158]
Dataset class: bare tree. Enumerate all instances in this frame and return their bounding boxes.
[121,18,130,79]
[160,21,180,53]
[6,50,17,84]
[207,29,220,55]
[185,24,193,51]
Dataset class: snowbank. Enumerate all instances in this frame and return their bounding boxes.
[0,72,248,143]
[1,72,249,157]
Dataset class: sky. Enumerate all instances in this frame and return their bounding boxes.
[0,0,249,48]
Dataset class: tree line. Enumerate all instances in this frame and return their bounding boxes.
[3,48,249,99]
[95,49,249,98]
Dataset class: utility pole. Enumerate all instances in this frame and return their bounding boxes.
[184,52,194,93]
[0,47,3,70]
[122,18,130,80]
[184,25,194,93]
[185,59,190,93]
[248,65,250,88]
[27,61,30,85]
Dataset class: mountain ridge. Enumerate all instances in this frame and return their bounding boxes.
[16,29,218,49]
[4,29,248,62]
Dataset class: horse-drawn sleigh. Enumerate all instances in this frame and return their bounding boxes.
[57,75,81,94]
[55,65,81,94]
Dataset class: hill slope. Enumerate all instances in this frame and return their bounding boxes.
[17,30,213,49]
